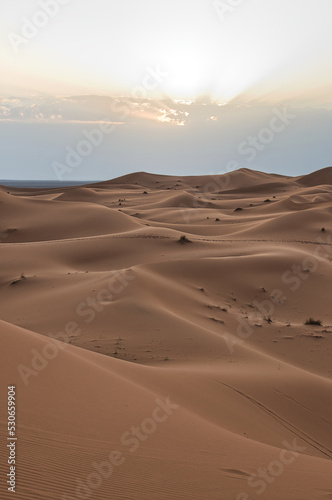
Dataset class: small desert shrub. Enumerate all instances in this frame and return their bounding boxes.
[321,227,326,232]
[234,207,243,212]
[305,318,322,326]
[215,218,220,222]
[178,235,192,245]
[10,273,26,285]
[264,199,271,203]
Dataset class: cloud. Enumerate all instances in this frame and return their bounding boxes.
[1,96,332,182]
[0,96,197,126]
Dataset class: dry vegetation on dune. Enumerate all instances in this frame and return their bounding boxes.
[1,167,332,499]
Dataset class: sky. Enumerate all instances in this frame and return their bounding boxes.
[0,0,331,181]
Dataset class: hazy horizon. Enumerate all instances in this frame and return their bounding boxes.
[1,96,331,181]
[1,162,331,187]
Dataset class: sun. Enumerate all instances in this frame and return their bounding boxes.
[159,49,209,99]
[151,40,269,103]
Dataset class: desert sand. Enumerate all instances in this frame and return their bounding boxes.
[0,167,332,499]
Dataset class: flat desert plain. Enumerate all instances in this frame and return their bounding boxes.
[0,167,332,500]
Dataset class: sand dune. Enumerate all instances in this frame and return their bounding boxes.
[297,166,332,187]
[1,167,331,499]
[0,192,141,243]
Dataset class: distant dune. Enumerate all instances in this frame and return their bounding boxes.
[1,167,331,499]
